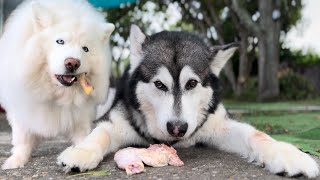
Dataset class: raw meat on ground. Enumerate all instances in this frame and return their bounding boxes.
[114,144,184,175]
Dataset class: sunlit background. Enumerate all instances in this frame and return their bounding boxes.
[285,0,320,53]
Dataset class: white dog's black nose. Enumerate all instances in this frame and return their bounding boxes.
[167,121,188,137]
[65,58,80,73]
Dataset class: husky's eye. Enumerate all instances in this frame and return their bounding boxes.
[154,81,168,92]
[56,39,64,45]
[185,79,198,90]
[82,46,89,52]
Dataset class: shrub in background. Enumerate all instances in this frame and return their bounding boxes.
[279,72,316,100]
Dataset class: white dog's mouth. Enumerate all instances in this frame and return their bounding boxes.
[55,74,78,86]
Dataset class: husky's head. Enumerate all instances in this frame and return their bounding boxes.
[128,25,238,141]
[29,1,114,89]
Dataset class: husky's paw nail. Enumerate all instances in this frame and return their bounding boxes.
[291,173,303,178]
[275,172,286,177]
[71,166,81,172]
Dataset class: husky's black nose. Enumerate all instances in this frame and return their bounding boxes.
[65,58,80,73]
[167,121,188,137]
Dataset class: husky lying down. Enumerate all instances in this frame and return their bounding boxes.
[58,25,319,178]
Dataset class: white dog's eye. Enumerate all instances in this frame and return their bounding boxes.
[56,39,64,45]
[82,46,89,52]
[185,79,198,90]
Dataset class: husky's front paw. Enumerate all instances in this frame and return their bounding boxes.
[258,141,319,178]
[57,145,103,173]
[1,155,28,170]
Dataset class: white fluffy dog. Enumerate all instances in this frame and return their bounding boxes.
[0,0,114,169]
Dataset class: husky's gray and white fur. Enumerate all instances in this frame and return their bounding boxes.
[58,25,319,178]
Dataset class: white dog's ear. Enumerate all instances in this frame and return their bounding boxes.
[210,42,239,76]
[129,24,146,73]
[31,1,54,31]
[102,23,115,41]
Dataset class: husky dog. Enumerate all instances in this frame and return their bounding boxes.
[0,0,114,169]
[57,25,319,178]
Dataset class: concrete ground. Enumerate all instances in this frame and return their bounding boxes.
[0,113,319,180]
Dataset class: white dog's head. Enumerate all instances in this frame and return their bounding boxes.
[26,1,114,103]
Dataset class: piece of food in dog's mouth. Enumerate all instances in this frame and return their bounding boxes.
[54,74,93,95]
[55,74,77,87]
[79,73,94,95]
[114,144,184,175]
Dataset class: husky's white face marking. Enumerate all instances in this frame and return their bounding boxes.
[136,67,175,139]
[136,66,213,141]
[179,66,213,138]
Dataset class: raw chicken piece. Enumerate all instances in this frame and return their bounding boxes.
[79,73,94,95]
[114,144,184,175]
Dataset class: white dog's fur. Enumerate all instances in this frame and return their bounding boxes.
[0,0,114,169]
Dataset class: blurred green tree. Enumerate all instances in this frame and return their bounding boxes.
[105,0,303,101]
[171,0,303,100]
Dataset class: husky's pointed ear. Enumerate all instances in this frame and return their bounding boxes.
[32,1,54,31]
[210,42,239,76]
[102,23,115,42]
[129,24,146,73]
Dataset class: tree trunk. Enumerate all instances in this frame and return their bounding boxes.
[236,30,249,96]
[257,37,280,101]
[257,0,280,101]
[227,6,251,96]
[204,0,237,92]
[229,0,281,101]
[223,62,237,92]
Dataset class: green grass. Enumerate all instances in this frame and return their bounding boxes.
[273,135,320,156]
[224,99,320,110]
[241,112,320,156]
